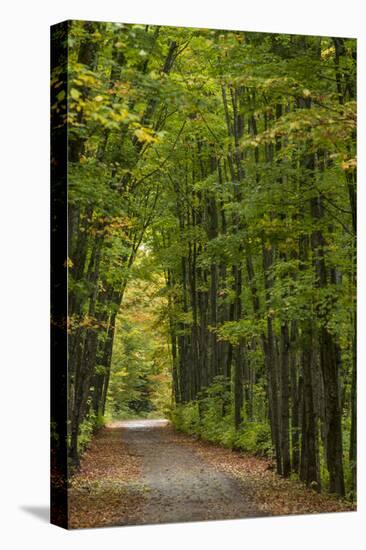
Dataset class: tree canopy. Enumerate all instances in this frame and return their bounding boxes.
[51,21,356,500]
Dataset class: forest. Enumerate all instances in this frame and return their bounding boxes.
[51,20,356,506]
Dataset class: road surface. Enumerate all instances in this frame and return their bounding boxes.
[118,419,264,524]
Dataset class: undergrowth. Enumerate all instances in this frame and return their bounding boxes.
[171,388,273,458]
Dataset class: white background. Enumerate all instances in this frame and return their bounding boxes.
[0,0,364,548]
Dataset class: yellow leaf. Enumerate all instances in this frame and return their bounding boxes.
[341,158,357,171]
[70,88,81,100]
[321,46,335,60]
[134,127,158,144]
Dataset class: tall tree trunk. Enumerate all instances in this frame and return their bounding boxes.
[262,245,282,474]
[311,194,345,496]
[300,327,321,490]
[290,321,300,473]
[280,322,291,476]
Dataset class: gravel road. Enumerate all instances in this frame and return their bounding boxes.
[119,419,265,525]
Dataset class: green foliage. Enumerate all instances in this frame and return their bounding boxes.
[77,411,98,455]
[172,377,272,456]
[171,402,200,435]
[63,20,356,501]
[172,399,272,457]
[106,265,172,420]
[233,423,273,456]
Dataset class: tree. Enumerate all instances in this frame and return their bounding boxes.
[56,22,356,498]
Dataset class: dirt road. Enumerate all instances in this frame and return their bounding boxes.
[120,419,263,524]
[68,419,354,529]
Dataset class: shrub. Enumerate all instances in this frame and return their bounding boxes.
[171,379,273,457]
[171,402,200,435]
[233,422,272,456]
[78,411,97,454]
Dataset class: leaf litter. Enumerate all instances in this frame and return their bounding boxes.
[68,421,355,529]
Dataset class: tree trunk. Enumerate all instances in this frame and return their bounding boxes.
[280,322,291,477]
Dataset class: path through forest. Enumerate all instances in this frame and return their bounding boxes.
[68,420,354,529]
[121,419,263,523]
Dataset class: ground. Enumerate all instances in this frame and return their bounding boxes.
[68,419,355,529]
